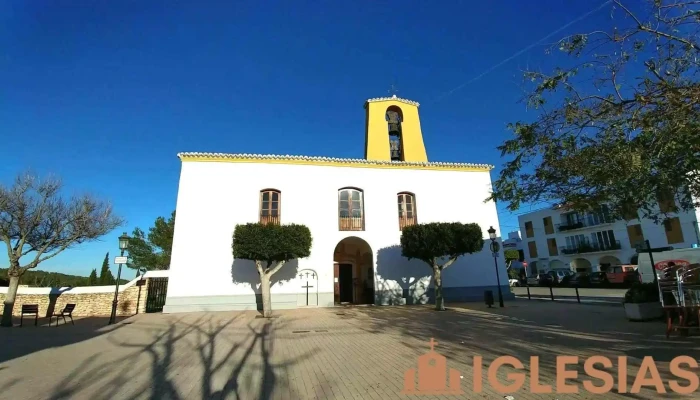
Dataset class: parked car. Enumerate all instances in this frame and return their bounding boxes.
[569,272,590,287]
[589,272,610,286]
[548,270,572,285]
[605,265,640,285]
[509,278,520,287]
[526,275,540,286]
[538,273,555,286]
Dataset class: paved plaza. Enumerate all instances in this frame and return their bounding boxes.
[1,300,698,400]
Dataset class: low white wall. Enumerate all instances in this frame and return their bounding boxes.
[0,270,169,295]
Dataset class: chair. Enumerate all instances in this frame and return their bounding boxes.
[20,304,39,327]
[50,304,76,326]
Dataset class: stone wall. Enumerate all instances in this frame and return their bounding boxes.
[0,279,151,317]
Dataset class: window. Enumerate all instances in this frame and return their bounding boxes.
[663,217,684,244]
[622,201,638,221]
[627,224,645,248]
[524,221,534,238]
[527,241,538,258]
[657,190,677,213]
[565,234,586,250]
[590,229,618,250]
[547,238,558,256]
[397,192,417,230]
[339,188,364,231]
[543,217,554,235]
[259,189,280,225]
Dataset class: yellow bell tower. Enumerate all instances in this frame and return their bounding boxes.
[364,95,428,162]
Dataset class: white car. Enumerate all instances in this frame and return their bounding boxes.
[509,278,520,287]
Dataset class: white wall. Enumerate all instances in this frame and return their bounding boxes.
[167,161,506,302]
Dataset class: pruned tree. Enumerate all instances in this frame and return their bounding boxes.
[0,173,123,327]
[232,223,312,318]
[488,0,700,222]
[127,211,175,275]
[400,222,484,311]
[504,249,520,270]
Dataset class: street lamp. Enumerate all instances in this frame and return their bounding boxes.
[108,232,130,325]
[487,226,505,308]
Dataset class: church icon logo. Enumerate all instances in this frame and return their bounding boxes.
[402,338,463,395]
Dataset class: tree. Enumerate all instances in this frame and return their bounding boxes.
[88,269,98,286]
[99,252,115,285]
[232,223,312,318]
[400,222,484,311]
[127,211,175,275]
[504,249,520,270]
[0,173,122,327]
[488,0,700,222]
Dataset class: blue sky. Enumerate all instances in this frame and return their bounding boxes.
[1,1,620,276]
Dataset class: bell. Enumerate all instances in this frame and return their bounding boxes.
[386,111,400,124]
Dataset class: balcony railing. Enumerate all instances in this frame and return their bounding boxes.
[339,216,364,231]
[259,214,280,225]
[399,216,416,230]
[560,240,622,255]
[557,217,615,232]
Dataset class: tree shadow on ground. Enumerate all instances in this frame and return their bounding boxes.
[347,300,700,399]
[0,315,131,364]
[43,312,318,400]
[231,259,299,310]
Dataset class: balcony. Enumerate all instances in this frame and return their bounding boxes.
[259,214,280,225]
[399,216,416,231]
[339,216,364,231]
[557,217,615,232]
[560,240,622,255]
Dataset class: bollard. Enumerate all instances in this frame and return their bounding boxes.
[526,284,531,300]
[549,284,554,301]
[484,290,494,308]
[575,286,581,304]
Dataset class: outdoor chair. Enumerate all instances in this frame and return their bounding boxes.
[20,304,40,327]
[50,304,76,327]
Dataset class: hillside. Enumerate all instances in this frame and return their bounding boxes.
[0,268,129,288]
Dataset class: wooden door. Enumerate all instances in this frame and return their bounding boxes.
[334,263,340,304]
[339,264,353,303]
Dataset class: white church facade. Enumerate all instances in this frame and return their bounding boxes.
[163,95,511,313]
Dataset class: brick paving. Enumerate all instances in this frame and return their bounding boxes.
[0,300,698,399]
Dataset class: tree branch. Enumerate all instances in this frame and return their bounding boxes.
[268,260,287,276]
[441,257,458,270]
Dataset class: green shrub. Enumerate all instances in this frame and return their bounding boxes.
[624,282,659,304]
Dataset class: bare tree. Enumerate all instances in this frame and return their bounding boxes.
[0,173,123,327]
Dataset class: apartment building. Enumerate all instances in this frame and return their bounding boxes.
[517,200,700,275]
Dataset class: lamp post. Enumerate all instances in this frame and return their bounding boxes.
[108,232,130,325]
[487,226,505,308]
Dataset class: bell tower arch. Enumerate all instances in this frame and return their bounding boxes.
[364,95,428,163]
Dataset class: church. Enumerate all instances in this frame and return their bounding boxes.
[163,95,510,313]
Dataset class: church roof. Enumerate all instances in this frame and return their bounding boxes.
[365,95,420,107]
[177,152,493,171]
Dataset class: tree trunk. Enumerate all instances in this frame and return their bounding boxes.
[1,276,20,327]
[434,267,445,311]
[260,272,273,318]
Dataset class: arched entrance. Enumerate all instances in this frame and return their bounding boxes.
[599,255,622,271]
[570,258,592,273]
[333,236,374,305]
[549,259,568,271]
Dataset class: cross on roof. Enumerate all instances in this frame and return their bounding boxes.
[388,84,399,96]
[429,338,438,351]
